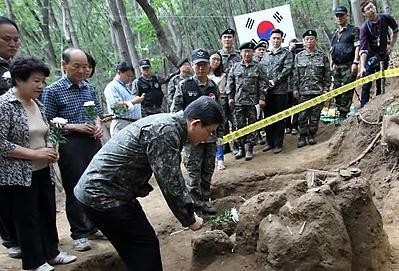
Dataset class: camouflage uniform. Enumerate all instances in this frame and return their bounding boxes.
[330,24,359,118]
[166,74,190,111]
[261,47,293,150]
[171,77,221,210]
[226,61,267,148]
[0,59,11,95]
[293,49,331,141]
[218,49,241,151]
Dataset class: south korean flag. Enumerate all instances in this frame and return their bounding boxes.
[234,4,296,47]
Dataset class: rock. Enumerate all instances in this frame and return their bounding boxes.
[335,178,391,271]
[235,191,287,254]
[191,230,233,271]
[256,192,352,271]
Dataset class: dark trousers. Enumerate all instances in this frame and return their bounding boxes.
[360,56,389,107]
[0,167,59,269]
[59,133,102,240]
[264,94,288,148]
[0,194,18,249]
[80,200,163,271]
[285,92,298,130]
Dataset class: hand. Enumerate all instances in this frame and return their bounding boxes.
[228,99,235,109]
[67,123,97,135]
[293,90,300,98]
[132,95,145,104]
[93,124,104,139]
[358,66,366,78]
[259,99,266,108]
[32,147,58,163]
[189,213,203,231]
[268,80,275,87]
[351,63,358,75]
[100,114,113,123]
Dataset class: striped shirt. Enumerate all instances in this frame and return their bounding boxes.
[42,76,103,123]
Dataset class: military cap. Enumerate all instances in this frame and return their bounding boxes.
[116,61,133,71]
[255,40,269,50]
[335,6,348,14]
[239,42,256,50]
[302,30,317,38]
[139,59,151,68]
[220,28,235,37]
[177,57,190,68]
[191,48,210,64]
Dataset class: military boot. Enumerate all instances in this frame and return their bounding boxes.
[235,146,245,159]
[245,145,254,161]
[308,133,317,145]
[297,135,307,148]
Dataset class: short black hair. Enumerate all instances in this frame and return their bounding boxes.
[271,29,284,37]
[360,0,376,12]
[10,56,50,86]
[0,16,19,32]
[117,61,134,73]
[184,96,224,126]
[208,50,224,77]
[85,52,96,78]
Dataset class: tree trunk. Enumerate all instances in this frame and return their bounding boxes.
[60,0,79,48]
[381,0,392,14]
[4,0,16,20]
[106,0,131,64]
[40,0,57,68]
[332,0,340,12]
[135,0,179,65]
[351,0,364,27]
[225,0,236,31]
[115,0,140,77]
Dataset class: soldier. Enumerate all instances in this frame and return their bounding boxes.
[132,59,171,117]
[261,29,293,154]
[218,28,241,154]
[330,6,360,124]
[358,0,398,107]
[166,57,191,110]
[293,30,331,148]
[171,48,221,215]
[254,39,269,62]
[74,96,224,271]
[226,42,268,160]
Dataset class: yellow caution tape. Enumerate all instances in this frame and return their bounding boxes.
[222,67,399,144]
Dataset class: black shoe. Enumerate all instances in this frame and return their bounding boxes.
[201,205,217,215]
[308,134,317,145]
[297,136,307,148]
[285,128,292,134]
[291,129,298,135]
[262,145,274,152]
[245,148,254,161]
[273,147,282,154]
[235,147,245,159]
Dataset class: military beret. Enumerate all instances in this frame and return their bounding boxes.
[239,42,256,50]
[139,59,151,68]
[335,6,348,14]
[302,30,317,38]
[191,48,210,64]
[220,28,235,37]
[255,41,269,50]
[176,57,190,68]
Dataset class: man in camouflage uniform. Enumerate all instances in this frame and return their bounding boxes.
[74,96,224,271]
[132,59,173,117]
[261,29,293,154]
[218,28,241,154]
[171,49,221,215]
[330,6,360,124]
[254,39,269,62]
[226,41,268,161]
[166,57,191,110]
[293,30,331,148]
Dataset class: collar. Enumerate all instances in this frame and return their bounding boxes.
[193,76,210,87]
[3,88,44,107]
[61,75,89,90]
[270,47,282,54]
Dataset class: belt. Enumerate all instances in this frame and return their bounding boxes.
[114,117,138,122]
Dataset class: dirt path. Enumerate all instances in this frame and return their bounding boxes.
[1,122,399,270]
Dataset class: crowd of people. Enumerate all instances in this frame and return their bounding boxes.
[0,0,398,270]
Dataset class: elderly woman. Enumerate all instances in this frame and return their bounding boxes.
[0,56,76,271]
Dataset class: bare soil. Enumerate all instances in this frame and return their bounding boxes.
[2,78,399,270]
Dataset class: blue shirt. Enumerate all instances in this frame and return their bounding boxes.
[42,76,103,123]
[103,78,141,120]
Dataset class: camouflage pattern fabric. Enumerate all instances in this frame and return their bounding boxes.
[234,105,258,146]
[333,64,356,117]
[297,95,323,135]
[141,105,162,117]
[183,142,216,206]
[74,111,196,227]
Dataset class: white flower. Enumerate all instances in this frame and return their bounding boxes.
[83,101,95,107]
[231,207,239,223]
[50,117,68,126]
